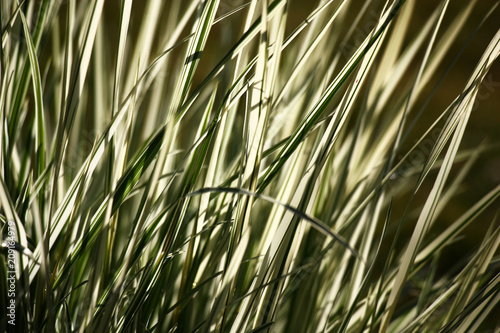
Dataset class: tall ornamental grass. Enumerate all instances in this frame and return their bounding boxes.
[1,0,500,331]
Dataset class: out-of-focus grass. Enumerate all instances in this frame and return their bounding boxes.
[1,0,500,332]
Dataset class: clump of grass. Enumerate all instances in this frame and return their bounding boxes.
[1,0,500,332]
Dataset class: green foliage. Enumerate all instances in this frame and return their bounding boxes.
[1,0,499,332]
